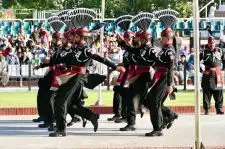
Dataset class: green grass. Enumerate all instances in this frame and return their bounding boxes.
[0,91,222,107]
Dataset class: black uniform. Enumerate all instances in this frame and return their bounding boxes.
[120,43,155,130]
[108,49,134,121]
[35,45,64,126]
[200,46,225,114]
[50,43,117,136]
[146,44,177,136]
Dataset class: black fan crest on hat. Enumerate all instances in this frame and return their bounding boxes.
[47,15,65,32]
[57,9,73,31]
[131,12,154,32]
[154,9,179,28]
[115,15,133,32]
[68,8,98,29]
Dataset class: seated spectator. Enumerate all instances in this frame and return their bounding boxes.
[107,39,122,84]
[37,42,48,62]
[187,48,195,84]
[31,52,40,66]
[20,50,30,65]
[0,50,9,87]
[17,28,26,41]
[16,47,23,60]
[174,55,188,85]
[179,45,189,59]
[26,40,37,54]
[30,26,40,44]
[6,47,20,65]
[0,44,8,57]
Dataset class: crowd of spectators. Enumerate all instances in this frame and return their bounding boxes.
[2,25,223,87]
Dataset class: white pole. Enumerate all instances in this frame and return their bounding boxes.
[193,0,201,149]
[95,0,105,105]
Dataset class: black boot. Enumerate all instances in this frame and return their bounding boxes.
[90,114,99,132]
[32,117,44,123]
[162,113,178,129]
[119,125,136,131]
[107,115,120,121]
[82,118,87,128]
[48,124,57,131]
[38,122,51,128]
[67,116,81,127]
[49,130,66,137]
[115,117,127,123]
[216,109,224,115]
[145,130,163,137]
[204,109,209,115]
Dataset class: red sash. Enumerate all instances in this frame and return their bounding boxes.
[204,66,223,88]
[150,65,168,89]
[135,65,151,75]
[50,65,86,91]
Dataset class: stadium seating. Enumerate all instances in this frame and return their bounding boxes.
[0,18,225,38]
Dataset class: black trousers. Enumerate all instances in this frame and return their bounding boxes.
[54,75,96,131]
[67,89,86,119]
[127,73,150,125]
[120,87,129,119]
[37,70,54,121]
[146,76,175,131]
[203,88,223,112]
[112,86,122,117]
[201,74,224,112]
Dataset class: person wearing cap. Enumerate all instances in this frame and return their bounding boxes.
[118,30,157,131]
[30,25,40,44]
[145,28,178,137]
[62,30,88,128]
[107,31,135,123]
[49,27,125,137]
[200,36,225,115]
[33,31,65,131]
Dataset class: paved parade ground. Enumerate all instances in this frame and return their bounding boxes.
[0,114,225,149]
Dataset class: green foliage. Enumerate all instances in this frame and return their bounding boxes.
[0,0,214,18]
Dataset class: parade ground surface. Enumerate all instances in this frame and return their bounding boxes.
[0,87,225,148]
[0,115,225,149]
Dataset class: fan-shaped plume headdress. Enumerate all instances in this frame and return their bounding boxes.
[68,8,98,29]
[47,15,65,32]
[57,9,73,31]
[131,12,154,32]
[115,15,133,32]
[154,9,179,28]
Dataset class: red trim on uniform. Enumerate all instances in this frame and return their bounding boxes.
[139,32,151,39]
[161,28,174,37]
[204,66,223,87]
[75,29,89,36]
[70,28,77,35]
[135,65,151,75]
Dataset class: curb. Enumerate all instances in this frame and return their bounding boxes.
[0,106,224,115]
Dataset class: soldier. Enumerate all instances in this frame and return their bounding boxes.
[119,13,156,131]
[200,36,225,115]
[49,8,125,137]
[32,16,65,128]
[145,10,179,137]
[108,15,133,122]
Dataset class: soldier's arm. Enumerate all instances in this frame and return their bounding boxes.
[166,49,176,86]
[220,48,225,70]
[86,49,117,70]
[118,41,142,54]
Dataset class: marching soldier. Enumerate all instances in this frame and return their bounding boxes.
[49,8,125,137]
[145,10,179,137]
[33,16,65,129]
[200,36,225,115]
[119,13,156,131]
[108,15,133,123]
